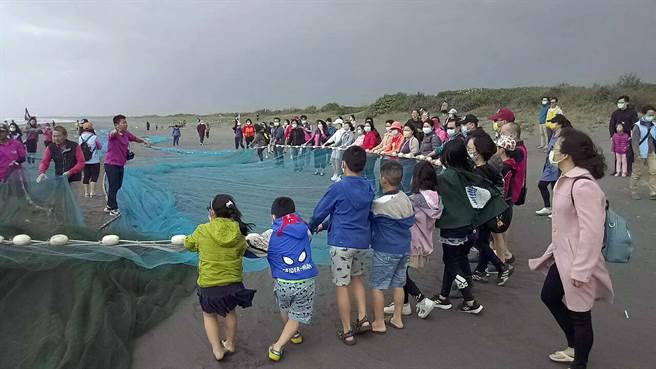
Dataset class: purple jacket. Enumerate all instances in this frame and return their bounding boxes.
[611,132,630,154]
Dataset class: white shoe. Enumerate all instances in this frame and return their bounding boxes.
[383,302,411,316]
[549,347,575,363]
[330,175,338,181]
[548,214,553,219]
[535,207,552,216]
[416,298,436,319]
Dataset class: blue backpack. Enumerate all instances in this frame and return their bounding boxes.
[571,177,632,263]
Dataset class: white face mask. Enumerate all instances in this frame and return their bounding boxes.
[357,129,363,135]
[461,126,468,134]
[385,126,391,132]
[391,130,399,137]
[446,128,456,137]
[643,115,655,122]
[468,151,478,161]
[548,150,566,166]
[274,122,280,126]
[542,100,549,105]
[422,127,432,134]
[364,126,372,132]
[292,124,298,128]
[617,102,627,110]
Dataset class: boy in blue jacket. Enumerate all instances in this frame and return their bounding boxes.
[370,161,416,332]
[308,146,375,345]
[267,197,318,361]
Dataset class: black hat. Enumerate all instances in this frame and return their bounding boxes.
[548,114,570,125]
[461,114,479,125]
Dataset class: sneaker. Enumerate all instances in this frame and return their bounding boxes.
[330,174,338,181]
[314,170,320,175]
[103,206,112,213]
[459,300,484,315]
[430,295,453,310]
[472,270,489,283]
[614,173,620,177]
[497,264,514,286]
[535,207,552,216]
[383,302,411,316]
[549,347,575,363]
[631,192,641,200]
[109,209,121,217]
[548,214,553,219]
[622,173,628,177]
[416,298,435,319]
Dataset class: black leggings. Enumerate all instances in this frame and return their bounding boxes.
[245,136,254,148]
[104,164,124,210]
[256,148,265,161]
[234,136,244,149]
[538,180,556,208]
[541,264,593,369]
[403,268,423,304]
[440,242,474,301]
[475,228,505,273]
[82,163,100,184]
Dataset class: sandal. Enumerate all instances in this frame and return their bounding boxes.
[385,316,404,329]
[549,348,574,363]
[352,316,372,335]
[290,332,303,344]
[268,346,283,361]
[337,329,356,346]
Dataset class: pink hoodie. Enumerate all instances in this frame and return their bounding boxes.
[409,190,442,257]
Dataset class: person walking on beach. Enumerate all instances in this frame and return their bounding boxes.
[172,125,181,146]
[146,121,150,131]
[537,96,550,149]
[529,128,613,369]
[23,117,42,165]
[37,126,85,183]
[630,105,656,200]
[184,194,256,362]
[536,114,571,216]
[104,114,150,216]
[271,117,285,167]
[79,122,103,197]
[197,119,207,146]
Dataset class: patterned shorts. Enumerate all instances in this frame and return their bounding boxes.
[273,279,316,325]
[330,246,370,286]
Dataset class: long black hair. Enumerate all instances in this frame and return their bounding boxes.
[411,161,438,194]
[210,194,254,236]
[559,128,606,179]
[441,139,473,171]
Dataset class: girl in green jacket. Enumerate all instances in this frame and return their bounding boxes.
[185,194,256,361]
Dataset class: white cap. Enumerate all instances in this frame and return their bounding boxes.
[448,108,458,115]
[334,118,344,124]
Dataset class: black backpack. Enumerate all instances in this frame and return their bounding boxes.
[80,135,95,161]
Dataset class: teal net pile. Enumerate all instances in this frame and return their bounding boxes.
[0,137,373,369]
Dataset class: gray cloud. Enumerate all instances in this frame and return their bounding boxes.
[1,0,655,117]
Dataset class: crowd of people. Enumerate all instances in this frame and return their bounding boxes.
[1,95,654,368]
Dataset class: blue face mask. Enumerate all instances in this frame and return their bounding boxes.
[447,129,456,137]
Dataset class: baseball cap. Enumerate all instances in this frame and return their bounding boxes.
[390,121,403,131]
[488,108,515,122]
[461,114,479,125]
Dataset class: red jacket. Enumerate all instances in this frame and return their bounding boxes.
[362,131,381,150]
[242,124,256,138]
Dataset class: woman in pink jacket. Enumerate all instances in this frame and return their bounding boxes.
[529,128,614,369]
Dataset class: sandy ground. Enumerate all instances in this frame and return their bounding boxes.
[117,124,656,369]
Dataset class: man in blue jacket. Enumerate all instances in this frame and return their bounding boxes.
[308,146,375,346]
[370,161,415,333]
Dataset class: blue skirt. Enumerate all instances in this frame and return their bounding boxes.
[197,282,256,316]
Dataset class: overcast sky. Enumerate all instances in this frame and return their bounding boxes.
[1,0,655,117]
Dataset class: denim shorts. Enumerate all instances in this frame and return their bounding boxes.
[273,278,315,325]
[371,250,408,290]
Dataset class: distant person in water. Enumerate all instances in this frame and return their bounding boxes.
[197,118,207,145]
[172,124,181,146]
[146,121,151,131]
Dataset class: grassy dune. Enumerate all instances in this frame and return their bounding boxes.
[137,74,656,136]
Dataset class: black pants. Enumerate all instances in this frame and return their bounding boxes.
[199,134,205,144]
[440,242,474,301]
[403,268,423,304]
[256,148,265,161]
[83,163,100,184]
[104,164,124,210]
[235,137,244,149]
[173,136,180,146]
[475,228,505,273]
[274,145,284,166]
[538,180,556,208]
[541,264,593,369]
[245,136,254,148]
